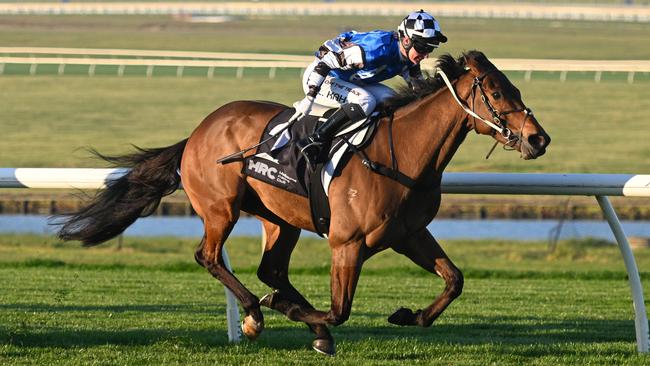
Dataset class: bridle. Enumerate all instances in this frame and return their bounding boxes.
[436,67,534,157]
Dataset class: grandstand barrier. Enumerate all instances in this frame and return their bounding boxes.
[1,168,649,352]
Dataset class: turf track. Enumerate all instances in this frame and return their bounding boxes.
[1,12,650,364]
[2,235,650,364]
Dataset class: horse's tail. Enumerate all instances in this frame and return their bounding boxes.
[56,139,188,246]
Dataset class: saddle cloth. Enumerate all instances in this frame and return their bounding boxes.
[243,106,379,236]
[244,106,377,196]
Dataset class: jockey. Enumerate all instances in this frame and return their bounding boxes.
[293,10,447,169]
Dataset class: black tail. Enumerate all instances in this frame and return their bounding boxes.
[55,139,188,246]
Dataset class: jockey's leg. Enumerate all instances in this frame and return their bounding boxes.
[296,103,366,169]
[363,83,397,108]
[297,78,375,169]
[313,103,366,139]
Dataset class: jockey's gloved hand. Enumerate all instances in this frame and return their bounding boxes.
[411,78,428,94]
[290,96,315,122]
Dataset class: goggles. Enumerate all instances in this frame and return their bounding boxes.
[412,40,438,55]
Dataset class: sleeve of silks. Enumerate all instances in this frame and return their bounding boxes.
[305,35,365,98]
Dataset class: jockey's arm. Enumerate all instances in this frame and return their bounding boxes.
[402,64,427,93]
[304,37,365,98]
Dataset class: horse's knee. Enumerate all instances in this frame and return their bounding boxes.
[326,309,350,326]
[447,269,464,299]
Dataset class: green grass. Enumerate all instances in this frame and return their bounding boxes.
[3,234,650,274]
[1,234,650,364]
[1,75,649,173]
[1,14,649,172]
[1,15,650,60]
[1,11,649,364]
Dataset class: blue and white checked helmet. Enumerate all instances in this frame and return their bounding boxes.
[397,10,447,53]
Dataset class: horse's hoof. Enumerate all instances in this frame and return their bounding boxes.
[312,338,336,356]
[388,307,417,326]
[241,314,264,340]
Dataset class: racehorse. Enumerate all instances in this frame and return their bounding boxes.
[57,51,550,355]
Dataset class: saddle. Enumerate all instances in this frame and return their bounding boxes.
[243,105,379,237]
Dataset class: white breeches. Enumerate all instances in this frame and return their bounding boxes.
[302,60,396,116]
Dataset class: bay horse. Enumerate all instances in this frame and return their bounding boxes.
[57,51,550,355]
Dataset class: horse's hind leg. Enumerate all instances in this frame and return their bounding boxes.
[256,219,334,355]
[192,187,264,340]
[389,228,464,327]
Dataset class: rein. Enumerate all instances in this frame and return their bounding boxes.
[436,67,533,158]
[436,68,505,135]
[218,65,536,191]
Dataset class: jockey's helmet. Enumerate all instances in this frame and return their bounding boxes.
[397,10,447,54]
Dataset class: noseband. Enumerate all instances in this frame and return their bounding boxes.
[436,67,533,155]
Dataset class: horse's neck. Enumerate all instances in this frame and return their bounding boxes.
[392,75,472,184]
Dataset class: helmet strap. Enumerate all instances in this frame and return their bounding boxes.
[399,18,414,54]
[400,34,413,55]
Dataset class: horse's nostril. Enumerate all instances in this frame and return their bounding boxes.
[527,133,548,149]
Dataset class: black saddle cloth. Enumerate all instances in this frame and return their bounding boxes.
[242,107,377,236]
[243,108,327,197]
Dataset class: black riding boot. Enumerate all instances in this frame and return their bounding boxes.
[296,103,365,170]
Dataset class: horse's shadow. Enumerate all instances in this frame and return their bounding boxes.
[1,304,636,355]
[0,302,223,315]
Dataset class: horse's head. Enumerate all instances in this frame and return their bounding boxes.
[462,51,551,160]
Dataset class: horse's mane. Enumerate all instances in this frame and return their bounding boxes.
[383,50,481,111]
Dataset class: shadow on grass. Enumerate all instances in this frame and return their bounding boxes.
[337,317,635,345]
[0,303,224,315]
[2,327,230,348]
[1,312,636,355]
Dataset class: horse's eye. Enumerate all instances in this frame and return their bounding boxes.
[492,92,502,100]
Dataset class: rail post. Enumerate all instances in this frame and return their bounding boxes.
[596,195,649,352]
[221,248,243,342]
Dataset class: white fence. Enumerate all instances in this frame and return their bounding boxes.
[2,47,650,82]
[1,168,649,352]
[1,2,649,22]
[0,47,313,62]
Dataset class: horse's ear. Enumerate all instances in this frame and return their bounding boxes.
[463,51,490,75]
[463,53,479,74]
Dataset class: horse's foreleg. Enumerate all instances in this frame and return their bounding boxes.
[278,241,364,327]
[195,203,264,340]
[255,219,334,354]
[389,228,464,327]
[325,241,365,325]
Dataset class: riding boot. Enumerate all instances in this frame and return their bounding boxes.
[297,103,365,170]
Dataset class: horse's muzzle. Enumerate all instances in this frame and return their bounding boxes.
[521,132,551,160]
